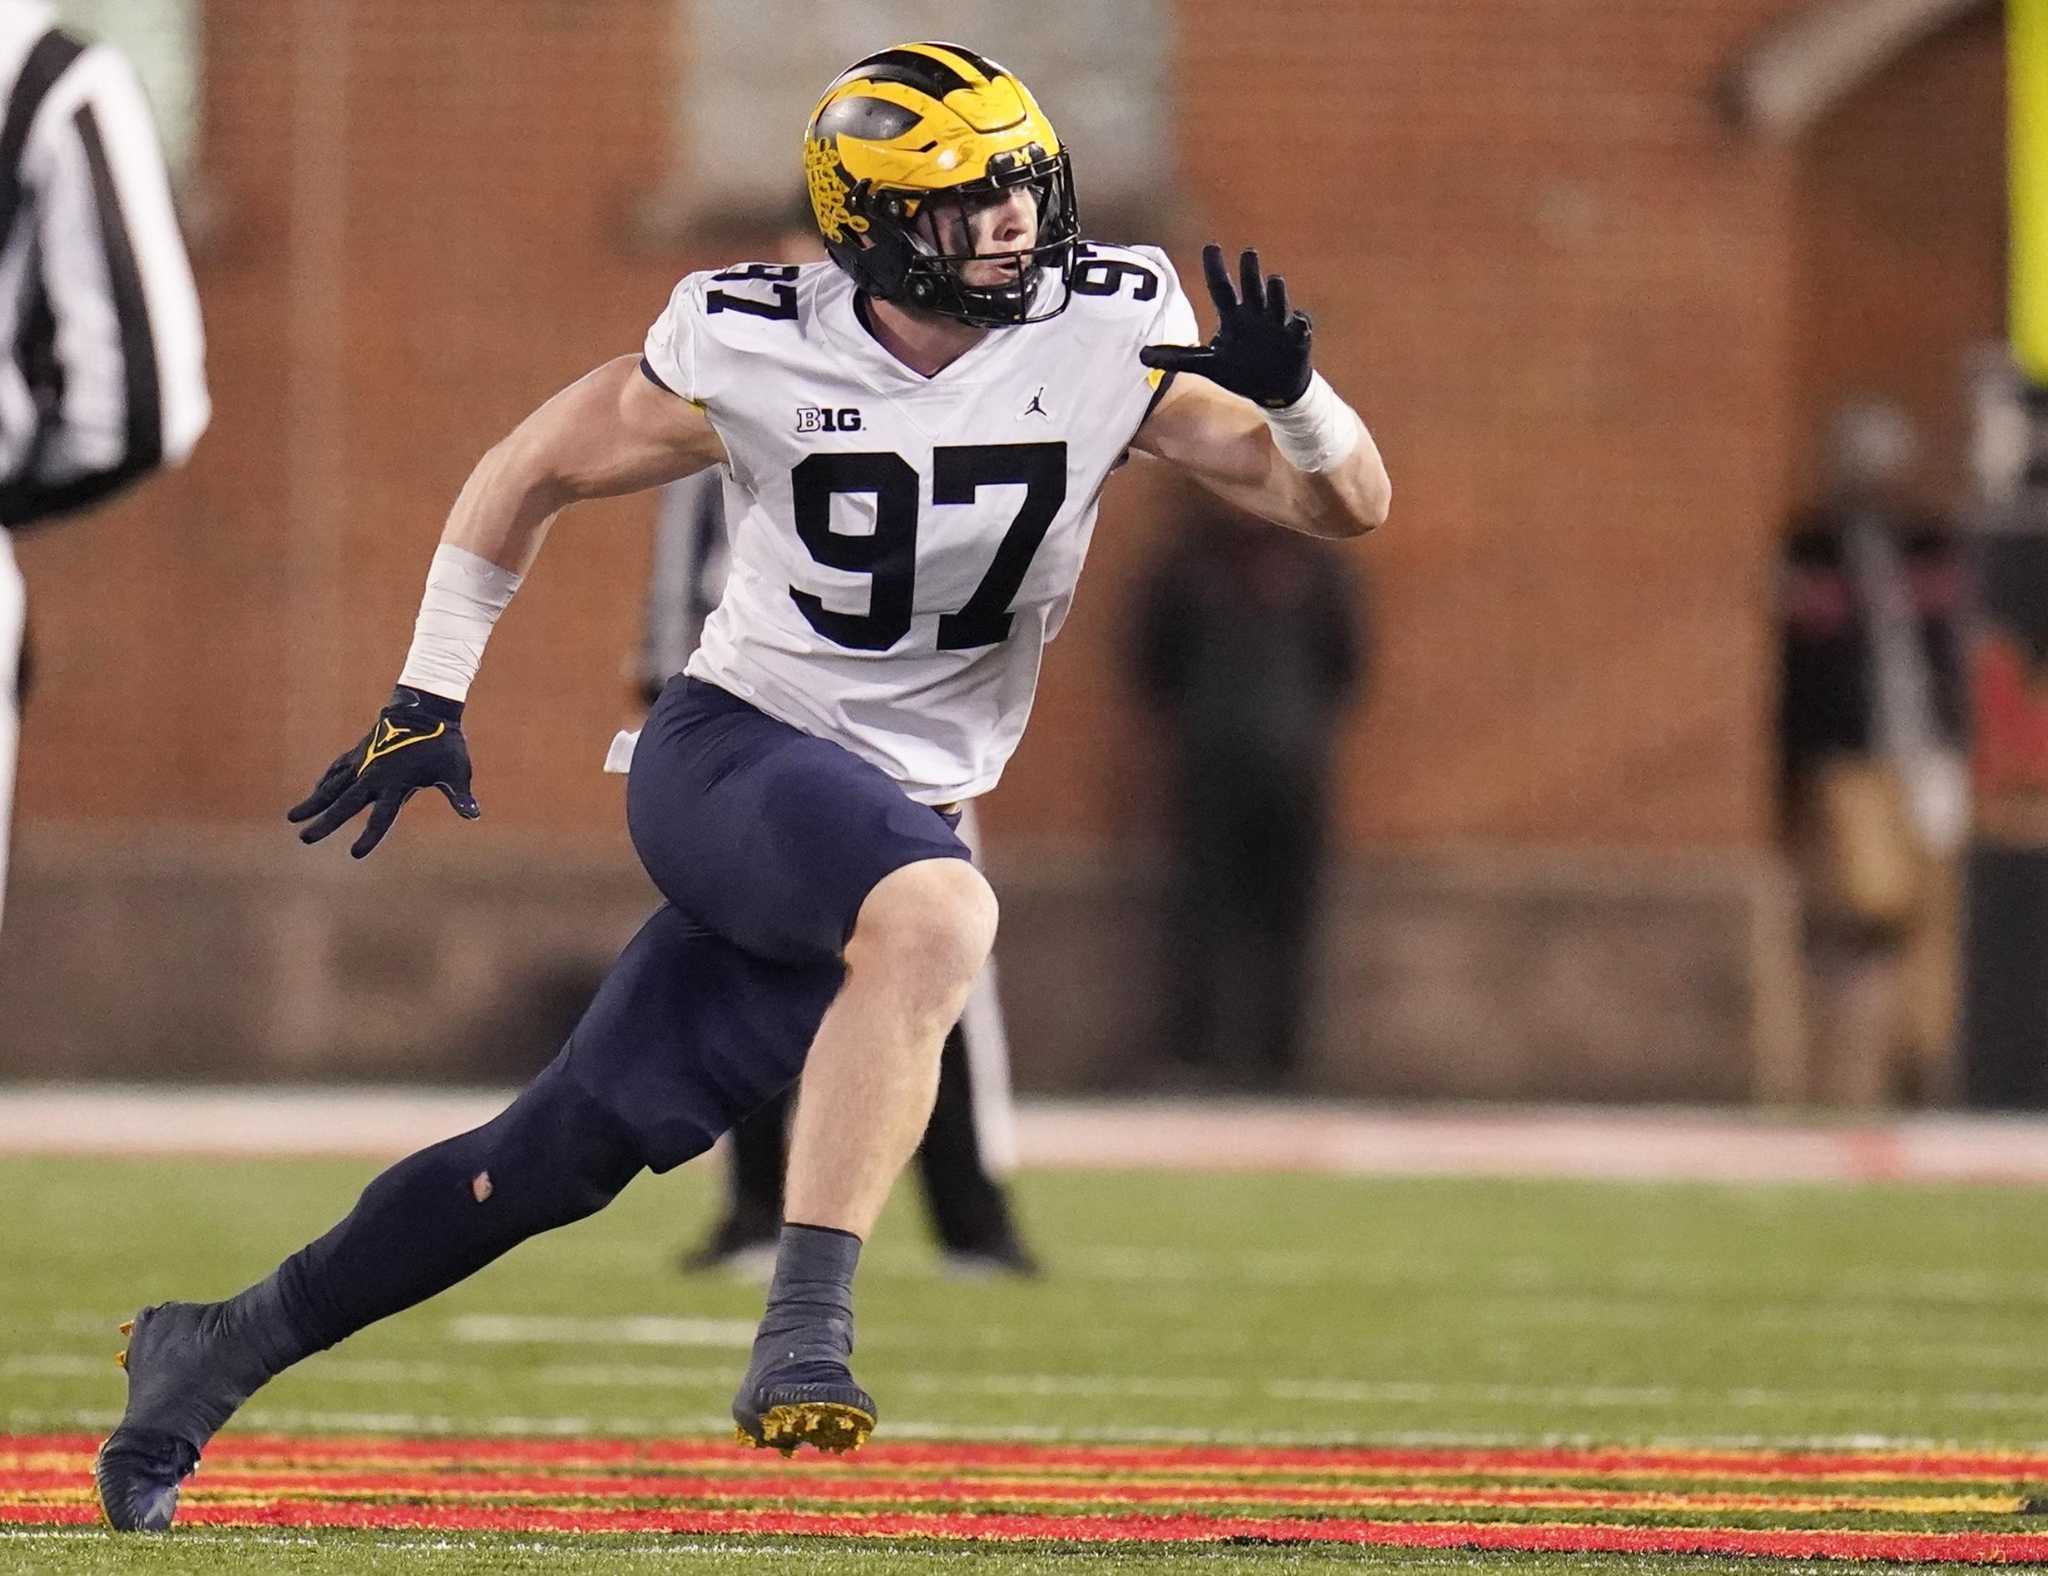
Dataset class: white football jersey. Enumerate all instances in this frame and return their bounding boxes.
[639,246,1196,804]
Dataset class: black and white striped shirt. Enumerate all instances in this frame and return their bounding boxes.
[0,1,206,527]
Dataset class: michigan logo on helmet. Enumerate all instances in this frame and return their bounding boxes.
[804,43,1080,327]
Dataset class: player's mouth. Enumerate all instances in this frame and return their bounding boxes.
[958,252,1032,288]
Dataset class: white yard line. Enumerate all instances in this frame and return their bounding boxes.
[447,1314,756,1349]
[0,1356,105,1379]
[11,1401,2048,1454]
[1262,1379,1684,1408]
[23,1346,2048,1422]
[525,1364,1236,1401]
[1,1353,468,1385]
[533,1363,736,1389]
[7,1086,2048,1183]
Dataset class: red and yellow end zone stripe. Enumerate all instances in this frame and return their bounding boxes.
[18,1433,2048,1481]
[7,1433,2048,1563]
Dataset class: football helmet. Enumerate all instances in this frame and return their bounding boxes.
[804,43,1079,327]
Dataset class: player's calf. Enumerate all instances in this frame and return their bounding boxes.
[732,863,996,1455]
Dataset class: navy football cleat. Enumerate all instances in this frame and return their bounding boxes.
[95,1302,273,1531]
[92,1428,196,1534]
[731,1359,876,1456]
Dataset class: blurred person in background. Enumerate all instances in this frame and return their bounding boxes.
[1778,397,1969,1106]
[0,2,208,929]
[632,216,1038,1276]
[1134,489,1365,1088]
[96,42,1386,1529]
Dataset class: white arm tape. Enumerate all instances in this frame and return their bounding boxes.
[396,544,523,703]
[1262,372,1364,473]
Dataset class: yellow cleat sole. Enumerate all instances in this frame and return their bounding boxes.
[735,1401,875,1457]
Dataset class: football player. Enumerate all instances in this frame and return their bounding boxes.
[637,272,1037,1278]
[95,42,1388,1530]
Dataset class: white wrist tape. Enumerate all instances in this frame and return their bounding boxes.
[1262,372,1364,473]
[396,544,523,702]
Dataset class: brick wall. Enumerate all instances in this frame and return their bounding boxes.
[0,2,2003,1091]
[0,828,1784,1099]
[9,1,2002,857]
[1792,9,2005,500]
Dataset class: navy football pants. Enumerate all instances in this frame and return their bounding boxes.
[267,679,972,1356]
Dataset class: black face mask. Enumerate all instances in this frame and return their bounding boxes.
[826,150,1082,328]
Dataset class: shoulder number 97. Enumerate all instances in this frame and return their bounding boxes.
[790,443,1067,652]
[1070,245,1159,302]
[707,263,800,320]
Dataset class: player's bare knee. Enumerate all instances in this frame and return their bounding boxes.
[850,859,998,1000]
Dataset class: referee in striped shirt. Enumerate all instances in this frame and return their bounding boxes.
[0,3,208,928]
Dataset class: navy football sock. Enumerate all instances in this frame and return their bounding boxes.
[230,1054,644,1367]
[745,1223,862,1379]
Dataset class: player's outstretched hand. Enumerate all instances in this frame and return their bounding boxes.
[287,686,480,859]
[1140,243,1313,410]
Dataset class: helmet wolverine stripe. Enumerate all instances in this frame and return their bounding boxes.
[804,42,1080,327]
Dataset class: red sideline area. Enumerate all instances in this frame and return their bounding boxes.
[7,1465,2010,1512]
[14,1433,2048,1480]
[7,1089,2048,1181]
[9,1434,2048,1562]
[5,1500,2048,1561]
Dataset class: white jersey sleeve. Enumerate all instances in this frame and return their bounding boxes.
[641,272,711,403]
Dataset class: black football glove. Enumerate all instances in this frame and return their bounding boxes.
[1139,243,1314,410]
[287,685,480,859]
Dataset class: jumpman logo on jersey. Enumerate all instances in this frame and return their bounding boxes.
[1020,386,1050,420]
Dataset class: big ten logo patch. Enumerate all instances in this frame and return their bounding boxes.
[797,406,863,434]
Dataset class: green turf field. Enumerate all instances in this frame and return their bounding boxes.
[4,1152,2046,1571]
